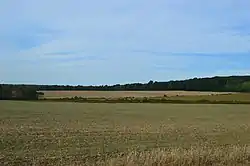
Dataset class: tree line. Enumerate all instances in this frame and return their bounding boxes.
[1,76,250,99]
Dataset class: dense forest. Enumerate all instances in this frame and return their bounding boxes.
[1,76,250,98]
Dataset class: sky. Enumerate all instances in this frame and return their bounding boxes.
[1,0,250,85]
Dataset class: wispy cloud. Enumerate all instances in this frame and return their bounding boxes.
[44,51,83,56]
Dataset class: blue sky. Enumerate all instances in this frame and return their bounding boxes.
[1,0,250,85]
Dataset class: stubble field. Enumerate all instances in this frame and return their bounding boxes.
[1,101,250,165]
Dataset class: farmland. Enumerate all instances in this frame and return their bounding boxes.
[41,90,234,99]
[40,91,250,104]
[1,101,250,165]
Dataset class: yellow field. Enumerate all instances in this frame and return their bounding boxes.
[40,90,234,99]
[1,101,250,165]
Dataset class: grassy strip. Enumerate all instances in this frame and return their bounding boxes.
[41,96,250,104]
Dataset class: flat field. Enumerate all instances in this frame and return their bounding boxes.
[1,101,250,165]
[41,90,233,99]
[166,92,250,102]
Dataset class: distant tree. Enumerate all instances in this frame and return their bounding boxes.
[1,75,250,93]
[240,81,250,92]
[148,80,154,84]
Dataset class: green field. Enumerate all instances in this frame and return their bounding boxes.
[1,101,250,165]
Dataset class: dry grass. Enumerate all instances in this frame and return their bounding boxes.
[93,146,250,166]
[40,90,234,99]
[2,146,250,166]
[1,101,250,165]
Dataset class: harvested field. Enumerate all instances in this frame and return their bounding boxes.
[40,90,234,99]
[1,101,250,165]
